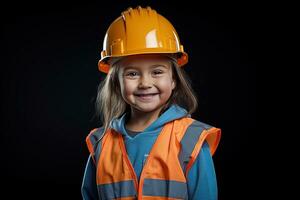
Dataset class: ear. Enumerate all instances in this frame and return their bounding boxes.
[171,79,176,90]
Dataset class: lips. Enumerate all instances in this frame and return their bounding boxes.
[134,93,158,96]
[134,93,159,101]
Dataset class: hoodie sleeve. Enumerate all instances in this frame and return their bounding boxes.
[81,155,99,200]
[187,141,218,200]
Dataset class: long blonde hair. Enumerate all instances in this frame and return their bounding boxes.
[95,59,198,134]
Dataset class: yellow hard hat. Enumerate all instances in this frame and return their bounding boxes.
[98,6,188,73]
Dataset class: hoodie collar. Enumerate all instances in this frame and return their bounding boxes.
[110,104,188,136]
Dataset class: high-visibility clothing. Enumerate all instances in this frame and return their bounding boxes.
[86,117,221,199]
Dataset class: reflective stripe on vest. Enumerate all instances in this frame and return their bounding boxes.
[143,179,187,199]
[97,180,136,199]
[86,127,104,165]
[86,117,221,199]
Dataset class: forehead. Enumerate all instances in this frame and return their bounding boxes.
[119,54,173,67]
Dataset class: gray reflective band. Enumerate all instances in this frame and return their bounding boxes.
[90,128,104,165]
[143,179,187,199]
[178,120,212,172]
[90,127,104,147]
[98,180,137,199]
[94,140,102,166]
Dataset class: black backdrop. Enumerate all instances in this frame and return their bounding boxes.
[1,1,257,199]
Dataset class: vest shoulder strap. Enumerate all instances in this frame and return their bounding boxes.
[85,127,105,164]
[178,119,221,176]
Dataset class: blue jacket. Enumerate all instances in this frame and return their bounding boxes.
[82,105,218,199]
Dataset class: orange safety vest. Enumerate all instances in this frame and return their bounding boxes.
[86,117,221,200]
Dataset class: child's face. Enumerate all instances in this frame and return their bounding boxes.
[118,54,176,114]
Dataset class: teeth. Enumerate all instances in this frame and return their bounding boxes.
[135,93,157,97]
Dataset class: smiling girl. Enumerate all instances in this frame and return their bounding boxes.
[82,6,221,200]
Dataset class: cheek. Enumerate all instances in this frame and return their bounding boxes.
[121,79,135,96]
[158,78,175,92]
[118,78,131,104]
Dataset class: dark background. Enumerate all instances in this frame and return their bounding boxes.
[1,1,257,199]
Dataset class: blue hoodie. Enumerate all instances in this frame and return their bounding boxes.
[82,105,218,200]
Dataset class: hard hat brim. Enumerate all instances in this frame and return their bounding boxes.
[98,51,188,74]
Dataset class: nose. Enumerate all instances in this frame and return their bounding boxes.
[138,75,152,89]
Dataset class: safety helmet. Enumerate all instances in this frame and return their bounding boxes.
[98,6,188,73]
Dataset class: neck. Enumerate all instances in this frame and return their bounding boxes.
[126,107,163,132]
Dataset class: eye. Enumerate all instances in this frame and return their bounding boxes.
[152,70,163,76]
[125,71,139,78]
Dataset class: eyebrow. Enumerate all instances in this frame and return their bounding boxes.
[150,64,169,69]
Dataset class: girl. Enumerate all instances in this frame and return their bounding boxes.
[82,6,221,200]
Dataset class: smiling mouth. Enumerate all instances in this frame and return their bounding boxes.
[134,93,159,101]
[134,93,158,97]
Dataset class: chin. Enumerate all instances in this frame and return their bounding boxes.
[134,104,163,113]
